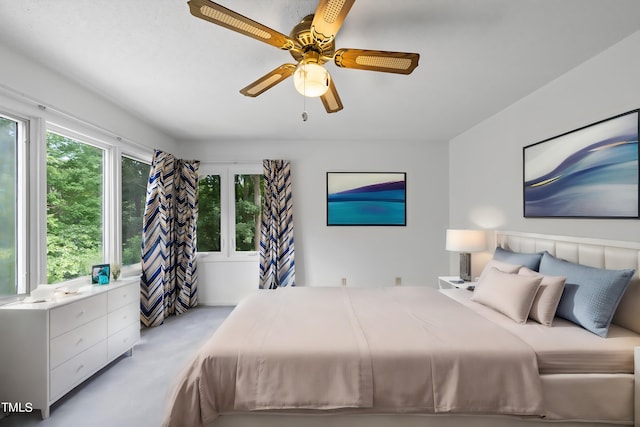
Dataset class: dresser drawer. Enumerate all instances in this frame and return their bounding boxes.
[50,294,107,338]
[50,340,107,401]
[107,302,138,335]
[108,323,140,361]
[108,282,139,311]
[50,316,107,369]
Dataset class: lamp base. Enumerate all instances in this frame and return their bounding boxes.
[459,252,471,281]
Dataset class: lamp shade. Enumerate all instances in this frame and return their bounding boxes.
[293,61,330,97]
[445,229,486,253]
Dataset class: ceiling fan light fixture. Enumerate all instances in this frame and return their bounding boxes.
[293,61,330,97]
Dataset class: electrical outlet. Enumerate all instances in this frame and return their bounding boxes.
[341,277,347,286]
[395,277,402,286]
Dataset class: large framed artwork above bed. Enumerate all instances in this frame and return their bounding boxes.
[162,231,640,427]
[523,109,639,218]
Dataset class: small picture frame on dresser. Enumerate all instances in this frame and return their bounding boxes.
[91,264,110,285]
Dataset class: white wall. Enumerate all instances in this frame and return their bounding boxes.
[449,31,640,250]
[0,41,176,153]
[180,138,450,304]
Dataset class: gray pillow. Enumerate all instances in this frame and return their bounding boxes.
[538,252,635,337]
[493,247,544,271]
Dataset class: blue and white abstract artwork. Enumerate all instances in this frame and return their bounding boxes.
[524,110,639,218]
[327,172,406,225]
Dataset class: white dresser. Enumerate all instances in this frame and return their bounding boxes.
[0,278,140,419]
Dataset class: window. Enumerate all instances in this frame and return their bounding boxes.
[0,98,154,292]
[121,156,149,266]
[197,165,263,257]
[0,114,23,296]
[234,174,263,252]
[198,174,221,252]
[46,131,104,283]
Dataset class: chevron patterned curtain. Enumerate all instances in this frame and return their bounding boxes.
[259,160,295,289]
[140,150,200,327]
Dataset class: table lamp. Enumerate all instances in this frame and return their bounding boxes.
[446,229,486,281]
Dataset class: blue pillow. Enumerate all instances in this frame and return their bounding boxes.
[493,247,544,271]
[538,252,635,337]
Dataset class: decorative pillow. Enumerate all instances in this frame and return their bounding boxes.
[518,267,566,326]
[493,246,544,271]
[471,267,542,324]
[539,252,635,337]
[478,259,522,282]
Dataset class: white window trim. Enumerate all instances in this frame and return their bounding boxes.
[32,117,47,289]
[198,163,262,262]
[0,110,29,295]
[16,113,29,294]
[119,152,151,278]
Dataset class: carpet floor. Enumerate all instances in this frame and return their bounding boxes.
[0,305,234,427]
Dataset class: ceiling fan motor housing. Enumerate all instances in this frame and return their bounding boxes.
[289,15,334,65]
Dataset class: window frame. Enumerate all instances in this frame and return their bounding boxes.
[119,152,151,278]
[198,163,262,261]
[0,111,29,296]
[40,122,153,287]
[45,125,110,284]
[0,92,155,295]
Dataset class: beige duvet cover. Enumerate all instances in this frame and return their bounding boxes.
[162,287,544,427]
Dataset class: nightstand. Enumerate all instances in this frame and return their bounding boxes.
[438,276,477,290]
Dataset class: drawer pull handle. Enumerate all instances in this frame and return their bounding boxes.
[76,364,84,373]
[76,338,84,345]
[77,310,85,318]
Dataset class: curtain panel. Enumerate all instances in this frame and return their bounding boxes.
[259,160,295,289]
[140,150,200,327]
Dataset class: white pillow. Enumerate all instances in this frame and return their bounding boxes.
[519,267,566,327]
[472,267,542,324]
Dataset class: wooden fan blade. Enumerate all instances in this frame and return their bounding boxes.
[311,0,356,45]
[239,64,297,97]
[334,49,420,75]
[320,78,343,113]
[188,0,295,50]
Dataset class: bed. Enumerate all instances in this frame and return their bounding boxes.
[162,231,640,427]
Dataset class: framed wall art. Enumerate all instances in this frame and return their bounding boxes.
[523,109,639,218]
[326,172,406,226]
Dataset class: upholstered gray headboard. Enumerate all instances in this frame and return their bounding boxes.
[494,230,640,334]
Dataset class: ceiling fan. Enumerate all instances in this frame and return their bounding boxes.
[187,0,420,113]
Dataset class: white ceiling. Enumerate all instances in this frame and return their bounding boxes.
[0,0,639,143]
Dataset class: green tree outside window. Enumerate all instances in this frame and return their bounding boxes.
[235,174,263,252]
[121,156,149,265]
[0,117,17,295]
[198,175,221,252]
[46,132,103,283]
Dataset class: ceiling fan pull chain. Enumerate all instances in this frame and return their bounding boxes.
[302,73,308,122]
